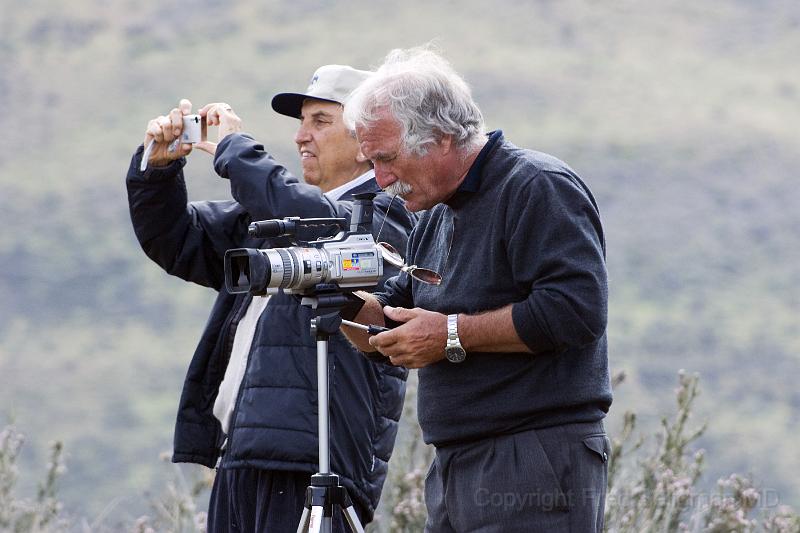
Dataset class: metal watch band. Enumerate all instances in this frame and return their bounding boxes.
[447,314,459,346]
[445,313,467,363]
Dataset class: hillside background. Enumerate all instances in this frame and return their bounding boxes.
[1,0,798,525]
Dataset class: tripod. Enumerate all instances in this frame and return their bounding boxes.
[296,290,366,533]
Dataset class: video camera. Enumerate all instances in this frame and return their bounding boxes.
[224,193,383,296]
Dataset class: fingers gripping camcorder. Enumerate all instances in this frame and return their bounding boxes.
[224,194,384,296]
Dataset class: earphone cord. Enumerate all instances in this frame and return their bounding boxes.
[374,193,398,243]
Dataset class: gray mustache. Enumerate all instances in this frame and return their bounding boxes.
[385,181,413,197]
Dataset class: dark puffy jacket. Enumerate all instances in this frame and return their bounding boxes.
[125,133,416,519]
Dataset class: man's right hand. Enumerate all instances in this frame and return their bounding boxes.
[341,291,385,354]
[142,99,194,167]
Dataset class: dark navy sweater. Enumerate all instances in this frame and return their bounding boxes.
[376,131,612,447]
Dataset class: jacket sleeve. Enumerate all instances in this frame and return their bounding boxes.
[214,133,350,220]
[126,145,250,290]
[509,171,608,354]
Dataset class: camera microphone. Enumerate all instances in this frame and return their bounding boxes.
[249,219,295,238]
[248,217,348,239]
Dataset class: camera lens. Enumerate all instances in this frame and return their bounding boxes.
[233,256,250,286]
[224,249,272,294]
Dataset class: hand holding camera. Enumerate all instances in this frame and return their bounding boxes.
[141,99,198,169]
[140,99,242,171]
[197,102,243,155]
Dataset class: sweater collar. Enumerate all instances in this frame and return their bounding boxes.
[457,130,503,194]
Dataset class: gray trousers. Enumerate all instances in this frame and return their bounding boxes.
[424,421,609,532]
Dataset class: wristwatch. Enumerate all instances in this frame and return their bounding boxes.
[445,314,467,363]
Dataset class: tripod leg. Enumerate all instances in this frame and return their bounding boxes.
[341,505,365,533]
[296,506,311,533]
[308,506,326,533]
[297,486,314,533]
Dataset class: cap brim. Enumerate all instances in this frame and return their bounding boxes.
[271,93,340,119]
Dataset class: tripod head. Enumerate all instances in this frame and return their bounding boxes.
[300,283,366,340]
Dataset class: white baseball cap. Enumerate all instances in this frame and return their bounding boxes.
[271,64,372,118]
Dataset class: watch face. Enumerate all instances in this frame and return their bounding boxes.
[445,346,467,363]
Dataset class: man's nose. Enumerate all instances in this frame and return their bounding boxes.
[294,124,311,145]
[373,163,397,189]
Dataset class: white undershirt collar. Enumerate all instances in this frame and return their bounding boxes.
[324,169,375,201]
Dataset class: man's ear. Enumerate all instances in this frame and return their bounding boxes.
[438,134,454,155]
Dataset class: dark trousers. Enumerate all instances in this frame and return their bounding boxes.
[207,467,368,533]
[424,421,609,533]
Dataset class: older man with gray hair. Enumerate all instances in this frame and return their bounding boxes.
[342,48,612,532]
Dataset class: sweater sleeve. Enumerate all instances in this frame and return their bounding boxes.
[509,171,608,354]
[126,145,249,290]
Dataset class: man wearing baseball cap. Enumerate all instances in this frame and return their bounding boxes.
[126,65,416,531]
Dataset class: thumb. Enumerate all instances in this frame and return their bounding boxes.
[383,306,414,323]
[179,99,192,114]
[195,141,217,155]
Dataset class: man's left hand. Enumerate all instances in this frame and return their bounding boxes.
[196,102,243,155]
[368,306,447,369]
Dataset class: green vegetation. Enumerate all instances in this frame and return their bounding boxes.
[4,374,798,532]
[602,372,799,532]
[1,0,798,522]
[1,427,67,532]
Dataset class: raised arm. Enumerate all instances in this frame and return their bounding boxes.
[126,100,249,290]
[214,133,347,221]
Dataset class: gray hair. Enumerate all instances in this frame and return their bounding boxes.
[344,47,485,156]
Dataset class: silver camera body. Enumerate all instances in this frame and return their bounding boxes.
[225,231,383,296]
[224,195,384,296]
[181,114,202,144]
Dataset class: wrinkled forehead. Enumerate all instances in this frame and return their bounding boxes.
[355,113,403,151]
[300,98,344,118]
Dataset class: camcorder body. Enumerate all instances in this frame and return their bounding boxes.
[224,194,384,296]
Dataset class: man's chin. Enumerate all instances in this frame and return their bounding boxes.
[302,172,321,187]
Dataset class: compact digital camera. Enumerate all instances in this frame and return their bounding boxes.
[181,114,203,144]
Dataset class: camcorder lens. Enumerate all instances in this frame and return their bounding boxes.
[234,256,250,287]
[224,249,272,294]
[225,247,326,294]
